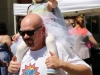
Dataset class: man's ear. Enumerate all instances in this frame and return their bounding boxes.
[41,26,46,35]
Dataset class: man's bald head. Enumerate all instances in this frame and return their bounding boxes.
[20,14,43,30]
[19,14,46,50]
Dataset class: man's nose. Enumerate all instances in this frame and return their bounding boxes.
[23,34,29,39]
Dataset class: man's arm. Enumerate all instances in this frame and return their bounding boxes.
[60,61,92,75]
[45,51,92,75]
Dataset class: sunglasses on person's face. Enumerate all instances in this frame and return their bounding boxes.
[19,26,42,36]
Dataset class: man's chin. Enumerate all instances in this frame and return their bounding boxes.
[26,43,34,47]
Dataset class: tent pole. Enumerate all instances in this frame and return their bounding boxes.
[14,15,17,34]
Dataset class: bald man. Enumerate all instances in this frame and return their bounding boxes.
[8,14,92,75]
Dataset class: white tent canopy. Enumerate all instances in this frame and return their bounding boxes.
[14,0,100,16]
[13,0,100,33]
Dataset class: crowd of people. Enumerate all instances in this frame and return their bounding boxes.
[0,0,99,75]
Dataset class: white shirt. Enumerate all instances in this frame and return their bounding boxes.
[19,41,91,75]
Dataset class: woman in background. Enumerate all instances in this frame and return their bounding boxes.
[69,14,99,65]
[0,21,12,75]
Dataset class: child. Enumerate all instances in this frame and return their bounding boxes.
[12,0,67,41]
[13,0,67,61]
[27,0,58,14]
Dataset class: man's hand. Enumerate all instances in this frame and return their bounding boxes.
[45,51,62,69]
[8,56,21,73]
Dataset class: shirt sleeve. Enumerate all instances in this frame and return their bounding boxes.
[87,31,92,37]
[56,41,92,71]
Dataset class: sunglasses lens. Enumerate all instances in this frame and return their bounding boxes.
[27,31,34,36]
[19,30,34,36]
[19,31,25,36]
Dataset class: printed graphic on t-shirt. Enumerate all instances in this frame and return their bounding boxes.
[22,63,40,75]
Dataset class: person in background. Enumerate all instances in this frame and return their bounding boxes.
[68,14,99,65]
[0,59,8,75]
[17,17,24,32]
[0,59,8,67]
[0,20,12,75]
[64,16,75,28]
[8,14,92,75]
[92,19,98,34]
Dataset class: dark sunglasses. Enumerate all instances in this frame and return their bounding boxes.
[19,26,42,36]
